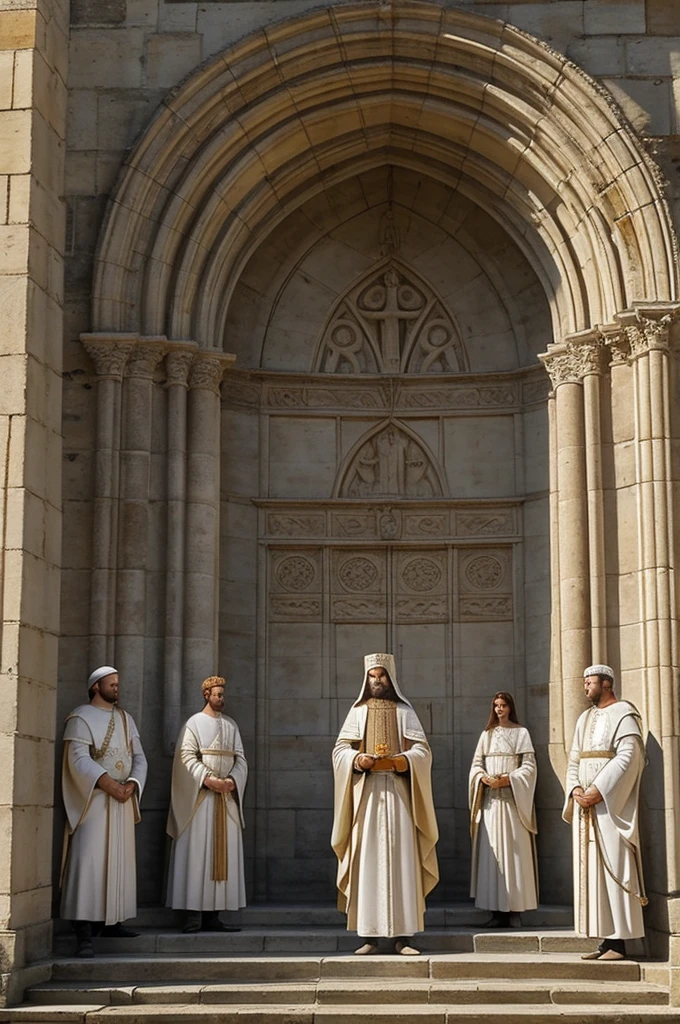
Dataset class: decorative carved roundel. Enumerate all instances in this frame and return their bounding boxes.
[338,556,379,592]
[276,556,316,591]
[464,555,504,591]
[401,557,442,592]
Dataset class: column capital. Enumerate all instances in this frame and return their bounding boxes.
[540,331,605,389]
[81,333,138,380]
[614,303,680,360]
[165,342,198,388]
[126,336,168,379]
[188,351,236,395]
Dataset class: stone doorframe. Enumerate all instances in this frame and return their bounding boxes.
[76,0,680,959]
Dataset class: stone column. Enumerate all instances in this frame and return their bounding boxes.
[163,344,196,753]
[114,337,167,726]
[80,334,136,666]
[616,306,680,907]
[182,352,235,714]
[540,341,593,757]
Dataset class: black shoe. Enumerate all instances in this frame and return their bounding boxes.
[485,912,510,929]
[202,911,241,932]
[100,923,139,938]
[183,911,202,933]
[76,939,94,958]
[73,921,94,958]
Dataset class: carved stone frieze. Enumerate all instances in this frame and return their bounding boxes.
[266,386,387,410]
[459,595,513,621]
[189,355,227,395]
[456,510,515,536]
[400,556,443,592]
[403,513,448,537]
[314,260,467,375]
[379,509,401,539]
[463,554,505,591]
[339,424,444,499]
[396,597,448,622]
[331,512,376,538]
[337,556,380,592]
[223,380,261,407]
[268,513,326,537]
[522,378,550,405]
[399,384,518,409]
[541,338,605,389]
[270,595,321,620]
[332,596,387,622]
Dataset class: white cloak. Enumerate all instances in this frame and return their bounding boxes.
[166,712,247,912]
[60,704,147,925]
[469,725,538,913]
[563,701,646,940]
[331,656,438,939]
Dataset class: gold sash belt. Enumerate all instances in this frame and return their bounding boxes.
[580,750,614,759]
[200,749,236,756]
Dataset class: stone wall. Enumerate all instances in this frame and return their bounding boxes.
[0,0,67,1004]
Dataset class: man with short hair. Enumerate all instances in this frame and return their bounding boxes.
[166,676,248,932]
[60,666,148,958]
[563,664,646,961]
[332,653,439,955]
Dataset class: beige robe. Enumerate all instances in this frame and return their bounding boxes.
[332,672,438,938]
[166,712,247,912]
[563,701,646,940]
[469,725,538,912]
[60,704,147,925]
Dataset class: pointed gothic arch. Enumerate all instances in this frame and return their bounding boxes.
[333,419,448,499]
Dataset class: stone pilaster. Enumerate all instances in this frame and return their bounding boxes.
[114,337,168,726]
[182,352,235,710]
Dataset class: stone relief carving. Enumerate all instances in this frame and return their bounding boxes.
[623,315,675,359]
[268,514,326,537]
[266,387,387,409]
[127,340,167,378]
[339,424,444,498]
[270,595,321,620]
[404,514,448,537]
[400,385,517,409]
[459,595,513,621]
[338,556,380,592]
[396,597,448,622]
[275,555,316,591]
[332,597,387,622]
[165,349,194,387]
[331,512,376,538]
[400,557,443,592]
[379,509,401,539]
[456,511,515,536]
[314,261,467,374]
[463,554,505,591]
[522,378,550,405]
[82,338,135,380]
[189,355,226,395]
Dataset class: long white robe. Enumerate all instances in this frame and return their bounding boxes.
[60,704,147,925]
[166,712,247,912]
[563,701,646,940]
[469,725,538,913]
[331,659,438,939]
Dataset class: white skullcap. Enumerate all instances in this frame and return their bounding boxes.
[584,664,614,681]
[88,665,118,689]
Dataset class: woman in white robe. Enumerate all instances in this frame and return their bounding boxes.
[469,691,538,926]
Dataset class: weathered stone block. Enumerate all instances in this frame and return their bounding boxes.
[145,32,201,90]
[70,0,125,26]
[626,36,680,75]
[646,0,680,34]
[603,76,672,135]
[0,110,31,175]
[68,28,144,89]
[0,8,36,49]
[583,0,645,34]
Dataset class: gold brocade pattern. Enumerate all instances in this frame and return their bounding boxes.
[364,698,400,756]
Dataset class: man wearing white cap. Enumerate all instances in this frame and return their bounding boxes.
[60,667,148,957]
[563,665,646,960]
[331,653,439,955]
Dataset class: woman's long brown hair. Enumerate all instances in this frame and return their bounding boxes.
[484,691,520,731]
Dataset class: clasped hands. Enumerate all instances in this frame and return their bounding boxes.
[96,774,136,803]
[355,753,408,773]
[572,784,603,808]
[204,774,236,794]
[481,774,510,789]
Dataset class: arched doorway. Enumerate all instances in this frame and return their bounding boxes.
[79,3,679,923]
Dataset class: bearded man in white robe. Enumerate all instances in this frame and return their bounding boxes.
[563,664,647,961]
[60,666,148,958]
[331,653,439,955]
[166,676,248,932]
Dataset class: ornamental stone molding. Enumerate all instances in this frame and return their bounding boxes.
[614,305,680,360]
[81,333,137,380]
[126,337,168,379]
[165,346,196,388]
[540,334,606,389]
[188,353,235,394]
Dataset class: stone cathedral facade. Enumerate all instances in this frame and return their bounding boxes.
[2,0,680,1004]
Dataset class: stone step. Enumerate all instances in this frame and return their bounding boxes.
[51,928,593,958]
[52,904,573,934]
[3,1004,679,1024]
[26,978,669,1007]
[49,953,643,984]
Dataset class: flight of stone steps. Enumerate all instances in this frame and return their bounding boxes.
[2,906,677,1023]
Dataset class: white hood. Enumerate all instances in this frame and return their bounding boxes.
[353,652,413,708]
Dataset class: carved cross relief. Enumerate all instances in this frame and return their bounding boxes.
[313,260,468,374]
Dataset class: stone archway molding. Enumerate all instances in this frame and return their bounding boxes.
[92,2,677,349]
